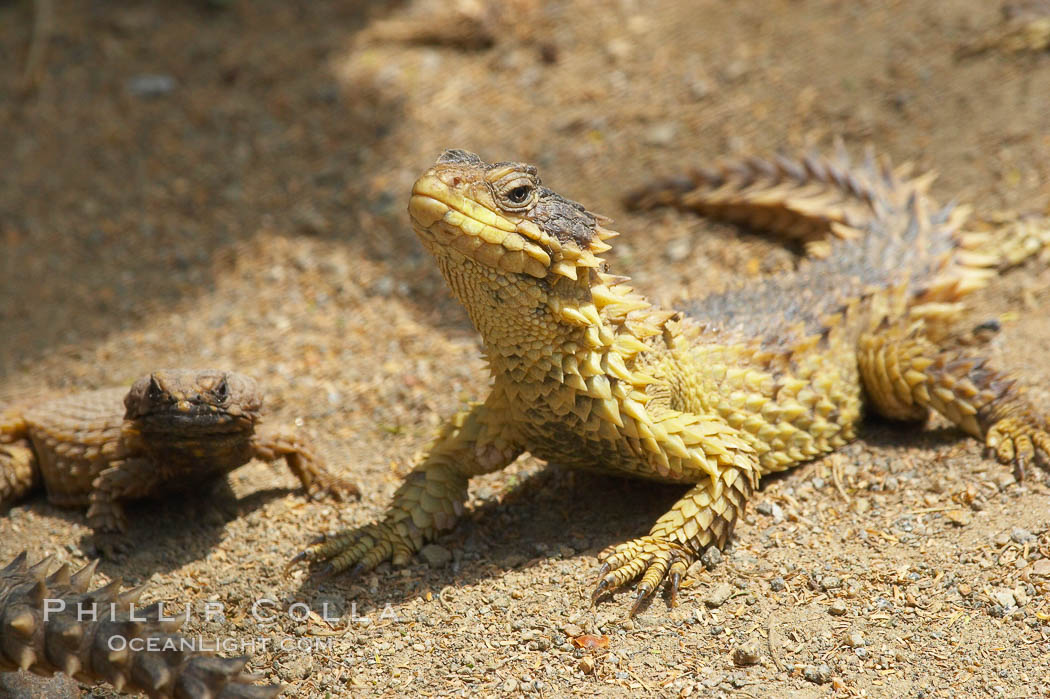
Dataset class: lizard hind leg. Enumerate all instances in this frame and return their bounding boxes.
[593,466,754,616]
[858,322,1050,479]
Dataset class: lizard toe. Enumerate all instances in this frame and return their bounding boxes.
[985,417,1050,481]
[307,475,362,503]
[593,535,691,615]
[92,532,130,560]
[293,521,415,579]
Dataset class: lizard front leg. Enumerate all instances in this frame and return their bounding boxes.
[592,410,759,616]
[293,391,522,576]
[252,426,360,501]
[0,411,39,506]
[0,441,39,506]
[86,457,164,534]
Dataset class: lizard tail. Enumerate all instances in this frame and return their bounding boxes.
[0,552,283,698]
[911,209,1049,314]
[622,140,936,258]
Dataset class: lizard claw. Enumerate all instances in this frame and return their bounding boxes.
[668,570,682,608]
[590,578,613,605]
[592,535,693,615]
[283,550,312,575]
[629,585,653,618]
[312,563,337,582]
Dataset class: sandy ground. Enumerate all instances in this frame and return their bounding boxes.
[1,0,1049,696]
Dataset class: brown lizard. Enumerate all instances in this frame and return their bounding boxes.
[0,551,282,698]
[293,147,1049,615]
[0,369,359,534]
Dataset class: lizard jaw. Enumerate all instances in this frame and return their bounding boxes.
[409,172,553,278]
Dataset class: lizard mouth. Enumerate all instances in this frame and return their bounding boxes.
[409,173,554,278]
[134,407,256,435]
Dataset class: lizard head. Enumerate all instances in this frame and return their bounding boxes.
[408,149,617,284]
[123,369,263,435]
[407,151,662,371]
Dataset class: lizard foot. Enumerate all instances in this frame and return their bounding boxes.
[985,416,1050,481]
[303,473,361,503]
[85,502,128,535]
[289,520,418,578]
[91,531,131,559]
[592,535,692,617]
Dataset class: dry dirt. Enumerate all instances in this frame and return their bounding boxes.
[2,1,1050,697]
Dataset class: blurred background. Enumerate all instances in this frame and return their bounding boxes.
[0,1,1048,695]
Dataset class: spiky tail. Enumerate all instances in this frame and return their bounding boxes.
[0,552,282,699]
[912,210,1050,325]
[623,143,939,257]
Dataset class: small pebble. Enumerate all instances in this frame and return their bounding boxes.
[732,641,762,666]
[578,656,596,675]
[847,630,865,648]
[127,74,176,97]
[993,531,1012,547]
[770,576,786,592]
[992,589,1016,609]
[701,547,723,569]
[562,623,583,638]
[1010,527,1035,544]
[756,501,784,523]
[828,599,848,616]
[945,509,972,527]
[664,237,693,263]
[688,77,712,100]
[821,575,842,591]
[803,664,832,685]
[1031,559,1050,577]
[643,121,677,146]
[704,583,734,608]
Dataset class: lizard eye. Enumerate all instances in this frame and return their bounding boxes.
[496,176,537,211]
[214,378,229,403]
[507,185,532,204]
[148,376,163,401]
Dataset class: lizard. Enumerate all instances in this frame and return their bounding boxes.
[0,369,359,535]
[292,147,1050,615]
[0,550,282,698]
